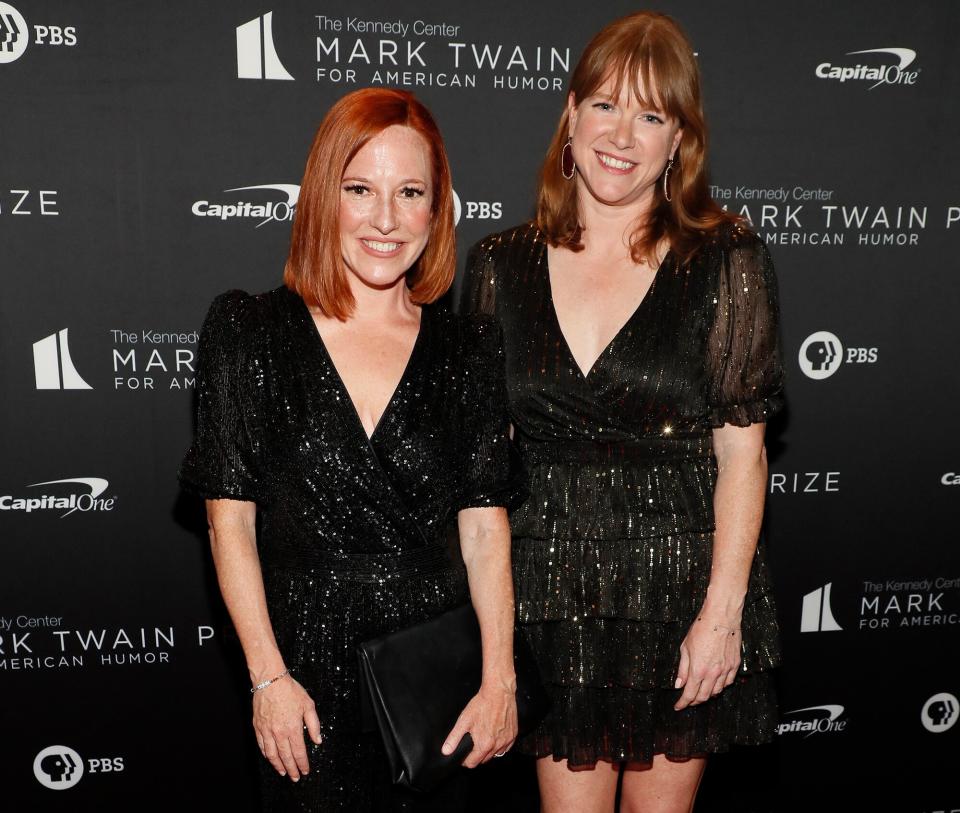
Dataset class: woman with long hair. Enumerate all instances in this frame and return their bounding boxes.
[461,12,783,811]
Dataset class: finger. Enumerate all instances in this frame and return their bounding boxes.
[290,730,311,776]
[276,738,301,781]
[674,677,701,710]
[442,716,470,756]
[675,645,690,689]
[304,705,323,746]
[723,667,737,689]
[464,738,491,769]
[255,730,266,756]
[695,673,716,704]
[711,674,725,696]
[262,735,286,777]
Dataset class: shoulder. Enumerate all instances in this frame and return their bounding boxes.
[429,307,502,356]
[468,221,543,265]
[201,286,294,348]
[690,222,773,276]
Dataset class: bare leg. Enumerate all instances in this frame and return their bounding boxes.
[619,755,706,813]
[537,756,620,813]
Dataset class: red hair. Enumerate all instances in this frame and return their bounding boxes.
[284,88,456,320]
[536,11,741,266]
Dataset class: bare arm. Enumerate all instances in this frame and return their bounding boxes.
[206,498,321,780]
[441,505,518,766]
[674,422,767,709]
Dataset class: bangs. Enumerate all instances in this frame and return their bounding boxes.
[581,30,692,122]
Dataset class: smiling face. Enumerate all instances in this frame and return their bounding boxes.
[339,124,434,292]
[567,72,683,211]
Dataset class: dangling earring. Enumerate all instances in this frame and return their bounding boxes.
[561,137,576,180]
[662,157,674,202]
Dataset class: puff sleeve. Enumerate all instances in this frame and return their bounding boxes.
[705,232,786,427]
[456,316,526,512]
[178,290,263,502]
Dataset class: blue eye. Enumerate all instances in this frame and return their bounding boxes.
[642,114,664,124]
[593,102,614,111]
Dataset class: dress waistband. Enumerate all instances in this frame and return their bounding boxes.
[265,543,459,582]
[517,435,713,466]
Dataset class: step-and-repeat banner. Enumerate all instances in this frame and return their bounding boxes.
[2,1,958,810]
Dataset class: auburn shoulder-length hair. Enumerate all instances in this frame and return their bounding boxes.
[536,11,741,266]
[284,88,456,320]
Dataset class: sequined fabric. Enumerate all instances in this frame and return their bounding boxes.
[459,222,784,767]
[179,286,522,811]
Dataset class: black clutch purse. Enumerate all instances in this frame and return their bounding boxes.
[357,603,550,793]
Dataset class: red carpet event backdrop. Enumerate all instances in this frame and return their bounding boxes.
[1,1,958,810]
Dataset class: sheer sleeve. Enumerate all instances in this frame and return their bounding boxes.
[458,235,499,316]
[705,230,785,427]
[178,290,263,502]
[456,315,526,512]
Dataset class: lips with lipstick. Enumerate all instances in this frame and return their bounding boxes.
[360,238,404,257]
[595,150,637,172]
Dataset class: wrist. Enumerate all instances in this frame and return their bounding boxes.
[701,585,746,622]
[247,657,287,685]
[481,670,517,694]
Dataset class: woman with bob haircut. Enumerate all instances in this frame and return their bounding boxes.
[180,87,523,812]
[461,12,783,812]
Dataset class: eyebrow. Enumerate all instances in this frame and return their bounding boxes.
[341,176,429,185]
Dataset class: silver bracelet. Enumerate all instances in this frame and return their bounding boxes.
[251,668,289,694]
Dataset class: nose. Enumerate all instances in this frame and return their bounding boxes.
[609,113,634,151]
[371,194,398,235]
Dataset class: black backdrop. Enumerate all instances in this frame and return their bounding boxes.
[2,2,959,810]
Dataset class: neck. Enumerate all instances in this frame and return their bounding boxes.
[346,274,418,324]
[576,181,656,252]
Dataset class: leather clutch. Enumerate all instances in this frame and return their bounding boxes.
[357,603,550,792]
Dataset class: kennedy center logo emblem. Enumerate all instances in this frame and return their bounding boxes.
[33,329,92,390]
[800,583,843,632]
[236,11,293,80]
[0,2,28,64]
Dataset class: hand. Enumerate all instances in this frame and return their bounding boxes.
[673,613,742,711]
[441,680,518,768]
[252,674,323,781]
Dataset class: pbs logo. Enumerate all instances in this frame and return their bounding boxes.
[798,330,877,380]
[33,745,84,790]
[921,692,958,733]
[452,189,502,227]
[33,744,125,790]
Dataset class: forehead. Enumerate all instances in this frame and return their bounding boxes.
[591,68,664,110]
[345,125,431,176]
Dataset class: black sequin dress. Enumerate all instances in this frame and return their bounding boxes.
[179,286,521,811]
[459,223,784,767]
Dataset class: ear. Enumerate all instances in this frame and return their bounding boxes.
[669,126,684,160]
[567,92,578,137]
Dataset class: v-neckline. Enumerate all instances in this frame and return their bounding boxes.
[543,238,669,383]
[296,292,427,445]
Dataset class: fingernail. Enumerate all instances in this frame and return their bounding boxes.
[674,678,682,688]
[279,771,286,777]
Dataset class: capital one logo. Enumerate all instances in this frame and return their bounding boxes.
[33,329,92,390]
[921,693,958,733]
[0,2,27,64]
[816,48,919,90]
[800,582,843,632]
[34,745,84,790]
[236,11,292,80]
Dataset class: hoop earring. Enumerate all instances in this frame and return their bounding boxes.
[662,157,674,202]
[561,137,576,180]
